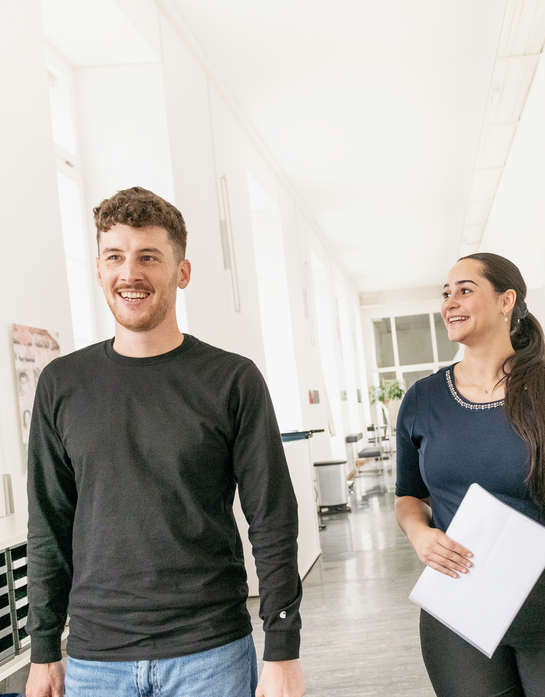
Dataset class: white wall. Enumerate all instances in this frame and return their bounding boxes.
[0,0,369,530]
[160,16,269,368]
[158,9,365,458]
[526,287,545,331]
[0,0,74,513]
[280,194,333,462]
[75,61,177,341]
[480,59,545,291]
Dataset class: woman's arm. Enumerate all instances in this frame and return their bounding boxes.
[395,495,473,578]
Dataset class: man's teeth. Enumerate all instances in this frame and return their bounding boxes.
[120,292,148,300]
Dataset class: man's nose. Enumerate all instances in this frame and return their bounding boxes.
[120,258,143,284]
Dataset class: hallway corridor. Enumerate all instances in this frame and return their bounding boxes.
[0,465,434,696]
[249,464,435,696]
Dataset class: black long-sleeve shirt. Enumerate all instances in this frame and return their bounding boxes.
[26,335,302,664]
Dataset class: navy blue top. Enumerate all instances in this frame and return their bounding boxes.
[395,364,542,532]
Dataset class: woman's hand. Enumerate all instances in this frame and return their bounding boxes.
[410,526,472,578]
[395,495,473,579]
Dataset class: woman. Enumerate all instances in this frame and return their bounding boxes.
[395,252,545,696]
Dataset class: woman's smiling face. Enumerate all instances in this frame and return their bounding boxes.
[440,258,511,347]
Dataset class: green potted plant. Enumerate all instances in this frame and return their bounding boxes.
[369,380,405,431]
[369,379,405,406]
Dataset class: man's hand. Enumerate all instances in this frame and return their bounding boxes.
[26,661,65,697]
[256,659,305,697]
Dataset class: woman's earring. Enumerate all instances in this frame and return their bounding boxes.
[504,313,508,322]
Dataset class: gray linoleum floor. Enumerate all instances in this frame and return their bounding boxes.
[0,461,434,696]
[248,462,435,696]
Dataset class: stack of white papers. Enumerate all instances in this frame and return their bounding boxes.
[409,483,545,657]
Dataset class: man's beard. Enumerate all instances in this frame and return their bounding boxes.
[106,280,178,333]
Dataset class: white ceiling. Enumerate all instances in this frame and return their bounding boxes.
[40,0,161,65]
[481,58,545,289]
[40,0,545,294]
[169,0,509,292]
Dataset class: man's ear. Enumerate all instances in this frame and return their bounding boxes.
[96,257,103,288]
[178,259,191,290]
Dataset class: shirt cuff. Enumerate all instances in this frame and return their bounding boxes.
[29,631,64,664]
[263,629,300,661]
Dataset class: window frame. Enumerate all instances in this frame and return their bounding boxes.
[371,311,461,391]
[47,45,97,350]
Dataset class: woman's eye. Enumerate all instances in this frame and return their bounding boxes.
[442,291,450,299]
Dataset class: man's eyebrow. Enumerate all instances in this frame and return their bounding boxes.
[442,279,479,290]
[101,247,165,256]
[138,247,165,255]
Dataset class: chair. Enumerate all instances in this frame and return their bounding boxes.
[356,444,384,473]
[366,425,378,445]
[376,423,390,454]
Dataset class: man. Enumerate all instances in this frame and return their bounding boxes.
[26,187,305,697]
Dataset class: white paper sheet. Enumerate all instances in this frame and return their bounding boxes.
[409,483,545,657]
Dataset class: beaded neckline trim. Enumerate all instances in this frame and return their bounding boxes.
[445,367,504,410]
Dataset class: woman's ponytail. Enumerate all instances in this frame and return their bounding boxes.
[461,253,545,504]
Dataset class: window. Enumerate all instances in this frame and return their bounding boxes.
[379,371,396,385]
[248,172,302,432]
[402,369,434,391]
[373,318,395,368]
[47,52,96,350]
[56,171,95,349]
[311,252,345,458]
[371,312,460,391]
[396,314,434,365]
[435,312,457,362]
[336,285,360,432]
[47,63,77,156]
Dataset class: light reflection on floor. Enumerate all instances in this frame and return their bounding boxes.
[248,460,435,696]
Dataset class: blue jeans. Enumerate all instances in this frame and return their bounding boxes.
[65,635,258,697]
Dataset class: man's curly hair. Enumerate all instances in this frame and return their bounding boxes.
[93,187,187,262]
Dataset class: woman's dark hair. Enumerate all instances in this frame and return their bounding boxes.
[461,252,545,503]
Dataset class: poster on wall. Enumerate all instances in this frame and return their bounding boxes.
[12,324,60,458]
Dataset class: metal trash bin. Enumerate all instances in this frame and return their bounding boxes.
[313,460,349,512]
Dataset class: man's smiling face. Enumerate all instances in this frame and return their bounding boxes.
[96,224,190,334]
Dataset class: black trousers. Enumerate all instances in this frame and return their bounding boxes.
[420,572,545,697]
